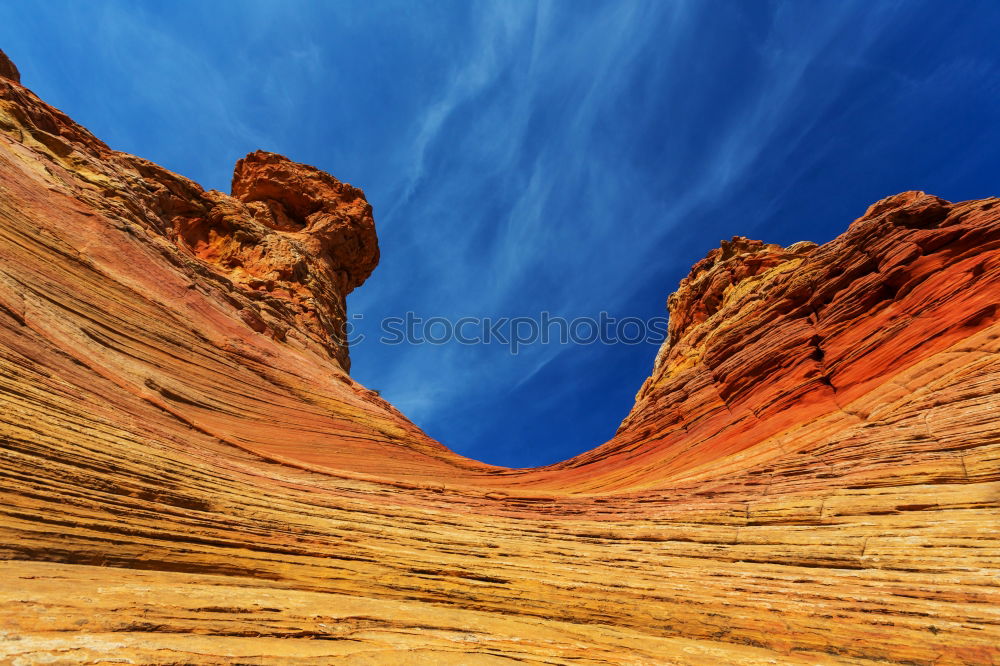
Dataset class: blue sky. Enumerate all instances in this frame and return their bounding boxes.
[4,1,1000,467]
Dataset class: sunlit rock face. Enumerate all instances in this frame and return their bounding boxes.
[1,52,998,664]
[173,149,379,371]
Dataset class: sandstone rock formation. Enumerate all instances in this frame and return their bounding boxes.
[0,49,19,84]
[1,52,998,664]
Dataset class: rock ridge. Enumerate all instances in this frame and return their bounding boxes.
[0,67,377,370]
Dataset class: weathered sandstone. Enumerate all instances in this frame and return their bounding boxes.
[0,49,19,84]
[0,52,998,664]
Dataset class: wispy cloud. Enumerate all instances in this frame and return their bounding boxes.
[350,0,1000,463]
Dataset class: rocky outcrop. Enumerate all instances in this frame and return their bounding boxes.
[0,49,19,83]
[1,53,998,664]
[174,150,379,370]
[545,189,1000,491]
[0,67,375,370]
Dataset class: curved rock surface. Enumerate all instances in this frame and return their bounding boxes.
[0,54,998,664]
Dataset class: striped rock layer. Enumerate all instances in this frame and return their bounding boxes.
[1,49,998,664]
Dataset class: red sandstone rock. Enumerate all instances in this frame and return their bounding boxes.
[169,150,379,371]
[579,190,1000,491]
[1,50,998,664]
[231,150,379,292]
[0,60,378,371]
[0,48,19,83]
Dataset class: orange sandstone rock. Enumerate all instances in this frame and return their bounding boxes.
[0,48,18,83]
[1,51,998,665]
[550,190,1000,492]
[172,150,379,370]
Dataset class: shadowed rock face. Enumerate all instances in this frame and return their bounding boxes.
[0,50,21,83]
[0,48,18,83]
[1,53,999,664]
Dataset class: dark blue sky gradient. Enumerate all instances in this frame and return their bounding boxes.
[3,1,999,466]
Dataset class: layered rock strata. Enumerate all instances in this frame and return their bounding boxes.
[1,52,998,664]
